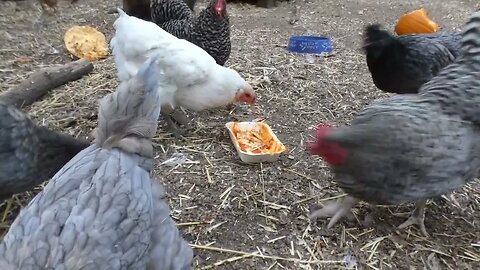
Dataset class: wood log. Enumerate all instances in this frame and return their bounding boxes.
[0,59,94,108]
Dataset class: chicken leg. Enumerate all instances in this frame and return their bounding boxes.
[309,195,359,229]
[397,199,429,237]
[162,113,184,138]
[161,107,191,138]
[171,109,191,126]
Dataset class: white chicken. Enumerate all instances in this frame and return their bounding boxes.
[110,8,256,137]
[0,56,193,269]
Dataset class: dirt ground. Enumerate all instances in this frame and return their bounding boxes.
[1,0,480,269]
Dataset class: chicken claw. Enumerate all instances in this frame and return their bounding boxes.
[309,195,359,229]
[171,109,191,126]
[162,113,186,139]
[397,199,429,237]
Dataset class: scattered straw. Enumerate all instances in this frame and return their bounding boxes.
[190,244,344,265]
[0,1,478,269]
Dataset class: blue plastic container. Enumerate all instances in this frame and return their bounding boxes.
[287,36,333,54]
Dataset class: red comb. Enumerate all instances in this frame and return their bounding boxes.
[307,124,332,154]
[307,124,347,165]
[212,0,226,17]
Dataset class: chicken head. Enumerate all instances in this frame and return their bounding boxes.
[234,84,256,105]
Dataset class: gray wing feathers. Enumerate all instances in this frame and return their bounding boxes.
[147,179,193,270]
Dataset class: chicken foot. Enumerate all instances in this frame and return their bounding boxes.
[309,195,359,229]
[171,109,191,126]
[397,199,429,237]
[161,109,191,138]
[162,113,185,138]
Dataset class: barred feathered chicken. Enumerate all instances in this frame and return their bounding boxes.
[0,101,89,200]
[151,0,193,25]
[0,56,193,269]
[151,0,231,65]
[110,8,255,137]
[119,0,196,22]
[309,11,480,237]
[363,24,462,94]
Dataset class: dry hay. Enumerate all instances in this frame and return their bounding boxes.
[0,0,479,269]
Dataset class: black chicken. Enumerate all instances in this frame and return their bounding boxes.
[363,24,462,94]
[121,0,151,21]
[0,101,89,200]
[151,0,231,66]
[309,12,480,237]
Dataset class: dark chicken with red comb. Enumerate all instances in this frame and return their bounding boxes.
[363,24,462,94]
[151,0,231,65]
[308,10,480,237]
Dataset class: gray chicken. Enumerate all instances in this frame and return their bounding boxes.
[0,56,193,269]
[151,0,231,66]
[309,11,480,237]
[0,101,89,200]
[363,24,462,94]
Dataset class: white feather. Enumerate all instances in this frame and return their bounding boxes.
[110,10,254,112]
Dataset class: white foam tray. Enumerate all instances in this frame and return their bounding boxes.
[225,121,287,164]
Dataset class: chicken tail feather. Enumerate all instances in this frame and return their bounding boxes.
[461,11,480,57]
[116,7,126,16]
[363,24,404,62]
[95,56,163,157]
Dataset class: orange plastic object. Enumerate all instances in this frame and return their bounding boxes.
[64,26,109,61]
[395,8,438,35]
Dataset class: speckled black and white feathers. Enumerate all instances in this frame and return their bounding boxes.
[323,11,480,206]
[0,57,193,269]
[122,0,196,21]
[363,24,462,94]
[190,5,231,66]
[151,0,194,25]
[151,0,231,65]
[327,96,480,205]
[0,101,89,200]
